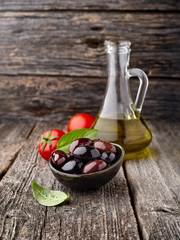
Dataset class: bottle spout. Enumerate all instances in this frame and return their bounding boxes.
[104,40,131,54]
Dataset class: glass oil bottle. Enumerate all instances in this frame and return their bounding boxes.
[92,41,152,158]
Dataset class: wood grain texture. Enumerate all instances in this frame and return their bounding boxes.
[124,121,180,239]
[0,0,179,11]
[0,123,34,179]
[0,76,179,122]
[0,12,179,77]
[0,122,140,240]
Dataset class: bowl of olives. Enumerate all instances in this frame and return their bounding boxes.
[48,138,124,191]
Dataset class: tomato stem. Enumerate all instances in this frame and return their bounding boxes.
[40,130,60,151]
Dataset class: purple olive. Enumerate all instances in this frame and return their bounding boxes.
[82,160,107,174]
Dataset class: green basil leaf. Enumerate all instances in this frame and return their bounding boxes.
[32,181,69,207]
[56,129,99,153]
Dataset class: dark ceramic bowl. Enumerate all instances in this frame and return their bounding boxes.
[48,143,124,191]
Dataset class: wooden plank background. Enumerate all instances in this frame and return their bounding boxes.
[0,1,179,11]
[0,0,179,123]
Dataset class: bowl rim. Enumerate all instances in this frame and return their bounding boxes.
[48,143,124,178]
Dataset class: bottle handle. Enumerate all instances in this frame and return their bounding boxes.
[128,68,149,113]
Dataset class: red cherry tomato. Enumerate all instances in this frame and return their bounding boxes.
[38,129,65,161]
[67,113,95,132]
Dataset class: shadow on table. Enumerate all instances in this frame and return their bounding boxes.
[123,146,160,161]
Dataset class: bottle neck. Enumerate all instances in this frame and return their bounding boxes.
[100,41,136,119]
[107,42,130,80]
[107,43,131,100]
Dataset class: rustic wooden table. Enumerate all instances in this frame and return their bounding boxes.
[0,1,180,239]
[0,120,179,240]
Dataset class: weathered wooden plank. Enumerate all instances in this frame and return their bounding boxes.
[0,123,34,179]
[0,122,140,240]
[0,12,179,77]
[0,76,179,102]
[0,76,179,122]
[124,121,180,239]
[0,0,179,11]
[0,99,179,123]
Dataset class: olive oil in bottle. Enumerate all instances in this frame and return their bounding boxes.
[92,116,152,155]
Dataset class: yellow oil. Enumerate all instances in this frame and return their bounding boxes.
[92,116,152,158]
